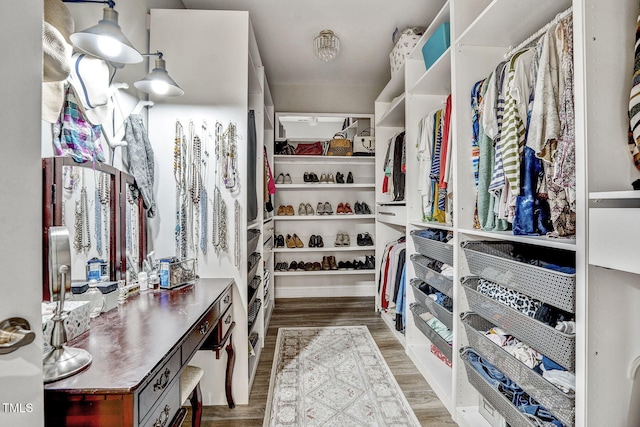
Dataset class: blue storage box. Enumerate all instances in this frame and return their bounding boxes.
[422,22,450,70]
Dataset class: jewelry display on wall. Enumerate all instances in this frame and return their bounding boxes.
[200,122,210,255]
[187,121,202,258]
[174,120,188,259]
[95,172,110,257]
[222,122,239,192]
[234,199,241,268]
[212,122,228,254]
[73,171,91,253]
[126,185,139,268]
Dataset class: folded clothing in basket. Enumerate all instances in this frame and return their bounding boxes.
[418,281,453,310]
[419,310,453,344]
[414,228,452,242]
[466,349,564,427]
[477,278,541,318]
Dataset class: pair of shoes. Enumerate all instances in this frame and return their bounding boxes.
[319,173,335,184]
[316,202,333,215]
[312,261,322,271]
[352,255,375,270]
[298,203,315,215]
[336,202,353,215]
[285,234,304,248]
[337,260,354,269]
[288,260,306,271]
[336,172,345,184]
[354,201,372,215]
[274,234,285,248]
[357,232,374,246]
[346,171,354,183]
[276,173,292,184]
[309,235,324,248]
[334,232,350,246]
[321,256,338,270]
[275,262,289,271]
[277,205,295,216]
[303,172,319,183]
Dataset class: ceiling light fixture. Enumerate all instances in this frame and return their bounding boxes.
[134,52,184,97]
[64,0,143,64]
[314,30,340,62]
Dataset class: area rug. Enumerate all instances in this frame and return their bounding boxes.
[264,326,421,426]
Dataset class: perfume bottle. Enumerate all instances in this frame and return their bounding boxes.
[86,280,105,318]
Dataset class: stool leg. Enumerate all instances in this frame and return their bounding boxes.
[189,382,203,427]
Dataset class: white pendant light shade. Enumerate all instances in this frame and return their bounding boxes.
[314,30,340,62]
[70,7,142,64]
[134,56,184,97]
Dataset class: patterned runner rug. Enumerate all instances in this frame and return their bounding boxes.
[264,326,421,426]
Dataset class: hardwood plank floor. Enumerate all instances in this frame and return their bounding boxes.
[187,297,457,427]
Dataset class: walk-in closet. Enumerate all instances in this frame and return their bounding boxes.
[2,0,640,426]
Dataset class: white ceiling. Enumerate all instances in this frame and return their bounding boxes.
[180,0,446,90]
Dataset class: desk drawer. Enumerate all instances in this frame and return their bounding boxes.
[141,376,180,427]
[182,307,217,363]
[216,305,234,344]
[139,350,181,422]
[219,287,232,319]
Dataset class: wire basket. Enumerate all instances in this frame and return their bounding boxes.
[462,277,575,371]
[410,230,453,265]
[247,229,261,256]
[409,278,453,330]
[410,254,453,298]
[461,241,575,313]
[248,275,262,307]
[460,349,545,427]
[462,313,575,426]
[409,303,453,361]
[248,252,262,283]
[248,298,262,330]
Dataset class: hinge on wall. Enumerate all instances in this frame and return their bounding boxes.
[52,184,56,205]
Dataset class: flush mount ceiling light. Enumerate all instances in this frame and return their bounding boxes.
[134,52,184,97]
[314,30,340,62]
[65,0,143,64]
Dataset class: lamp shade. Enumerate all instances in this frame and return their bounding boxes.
[70,7,142,64]
[134,56,184,97]
[314,30,340,62]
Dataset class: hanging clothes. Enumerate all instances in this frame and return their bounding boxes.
[246,110,258,222]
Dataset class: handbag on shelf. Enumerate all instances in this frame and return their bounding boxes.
[275,140,296,155]
[327,132,353,156]
[294,141,323,155]
[352,128,375,156]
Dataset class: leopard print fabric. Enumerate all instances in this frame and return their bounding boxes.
[477,278,541,318]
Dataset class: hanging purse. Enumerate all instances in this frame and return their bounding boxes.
[327,132,353,156]
[352,128,375,156]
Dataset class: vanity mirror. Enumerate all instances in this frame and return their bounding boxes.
[42,157,146,301]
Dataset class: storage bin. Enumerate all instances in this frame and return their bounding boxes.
[461,241,576,313]
[461,348,544,427]
[409,303,452,361]
[410,229,453,265]
[42,301,90,353]
[389,31,422,77]
[462,277,575,371]
[409,278,453,330]
[462,313,575,426]
[159,258,197,289]
[422,22,450,70]
[410,254,453,298]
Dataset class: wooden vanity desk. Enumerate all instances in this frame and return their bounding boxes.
[44,278,235,427]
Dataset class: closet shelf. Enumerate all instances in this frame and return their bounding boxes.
[376,64,405,103]
[274,155,375,165]
[276,183,375,190]
[409,221,453,231]
[458,228,577,251]
[589,190,640,200]
[248,219,261,230]
[376,94,406,127]
[274,215,375,221]
[408,48,452,96]
[273,270,374,277]
[456,0,572,48]
[407,0,451,62]
[274,246,375,253]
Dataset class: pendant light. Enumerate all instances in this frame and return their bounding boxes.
[134,52,184,97]
[65,0,143,64]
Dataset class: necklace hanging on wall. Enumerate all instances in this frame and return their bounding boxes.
[234,199,241,268]
[73,171,91,253]
[174,120,188,259]
[200,122,210,255]
[95,172,110,258]
[126,185,139,266]
[222,122,240,193]
[212,122,228,254]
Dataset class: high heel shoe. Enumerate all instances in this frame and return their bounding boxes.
[346,171,354,183]
[293,234,304,248]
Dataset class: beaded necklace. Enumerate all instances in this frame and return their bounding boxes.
[222,122,239,192]
[73,171,91,253]
[174,120,188,258]
[126,185,138,266]
[95,172,110,257]
[200,122,210,255]
[212,122,228,253]
[234,199,241,268]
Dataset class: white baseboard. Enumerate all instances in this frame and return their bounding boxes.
[275,283,375,298]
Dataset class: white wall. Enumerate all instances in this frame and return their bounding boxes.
[271,83,378,114]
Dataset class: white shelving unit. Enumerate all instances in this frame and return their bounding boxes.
[270,113,376,298]
[373,1,640,426]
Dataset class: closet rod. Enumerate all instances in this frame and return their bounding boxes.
[504,6,573,58]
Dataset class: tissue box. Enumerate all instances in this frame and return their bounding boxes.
[422,22,450,70]
[42,301,90,353]
[390,31,422,77]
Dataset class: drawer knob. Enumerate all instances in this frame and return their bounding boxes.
[153,404,171,427]
[223,294,231,304]
[225,314,232,324]
[153,368,171,392]
[199,320,210,335]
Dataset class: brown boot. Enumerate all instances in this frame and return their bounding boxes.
[329,256,338,270]
[322,256,330,270]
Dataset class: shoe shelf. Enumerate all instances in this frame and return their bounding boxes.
[274,215,375,221]
[276,183,375,189]
[274,246,375,253]
[274,155,375,165]
[273,269,375,277]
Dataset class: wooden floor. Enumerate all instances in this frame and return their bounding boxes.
[188,297,457,427]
